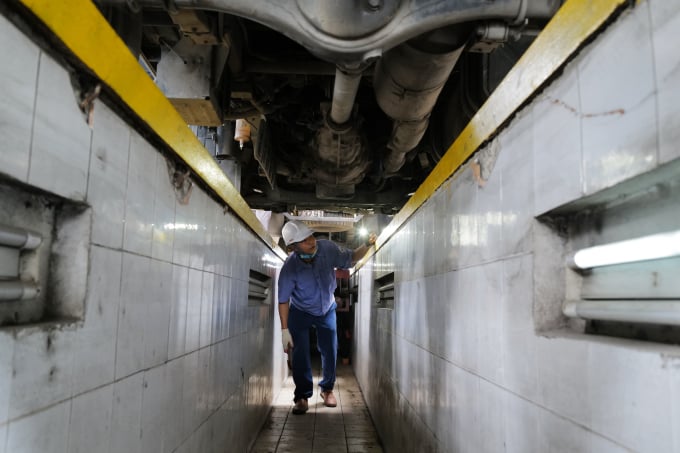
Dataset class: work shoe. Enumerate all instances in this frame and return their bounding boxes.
[292,398,308,415]
[320,390,337,407]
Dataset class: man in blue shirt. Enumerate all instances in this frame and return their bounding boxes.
[278,220,376,415]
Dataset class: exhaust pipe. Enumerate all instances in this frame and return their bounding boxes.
[330,67,362,125]
[374,39,464,173]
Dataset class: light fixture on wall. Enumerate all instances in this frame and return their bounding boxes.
[567,230,680,270]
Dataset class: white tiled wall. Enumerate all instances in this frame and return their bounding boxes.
[123,135,156,256]
[88,105,130,249]
[68,385,114,453]
[651,0,680,165]
[0,13,283,453]
[577,3,658,195]
[71,247,120,394]
[532,69,582,216]
[6,401,71,453]
[355,1,680,452]
[30,54,91,201]
[0,14,37,183]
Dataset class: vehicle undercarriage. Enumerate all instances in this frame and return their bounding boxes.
[97,0,562,215]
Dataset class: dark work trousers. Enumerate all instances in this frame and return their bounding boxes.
[288,303,337,402]
[337,310,352,360]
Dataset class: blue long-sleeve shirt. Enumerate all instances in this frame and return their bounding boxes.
[278,239,353,316]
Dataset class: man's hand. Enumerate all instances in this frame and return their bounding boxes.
[282,328,294,353]
[353,232,378,263]
[365,232,377,247]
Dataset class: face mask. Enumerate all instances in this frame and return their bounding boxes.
[298,249,317,260]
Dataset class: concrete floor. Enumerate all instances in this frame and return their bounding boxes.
[250,361,384,453]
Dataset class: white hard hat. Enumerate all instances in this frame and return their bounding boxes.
[281,220,313,246]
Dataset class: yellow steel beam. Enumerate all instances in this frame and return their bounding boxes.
[358,0,631,267]
[356,0,631,269]
[14,0,281,254]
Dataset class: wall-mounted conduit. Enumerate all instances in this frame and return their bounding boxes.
[0,224,42,302]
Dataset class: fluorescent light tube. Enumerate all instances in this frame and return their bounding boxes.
[568,230,680,270]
